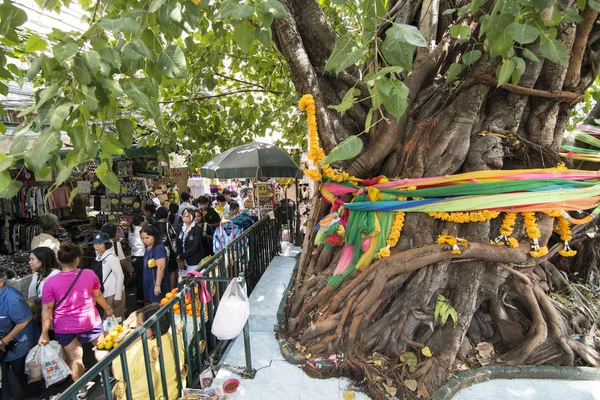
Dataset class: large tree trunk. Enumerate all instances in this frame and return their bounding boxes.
[273,1,600,398]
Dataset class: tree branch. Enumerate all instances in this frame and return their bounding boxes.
[564,5,598,89]
[214,73,271,91]
[158,89,282,104]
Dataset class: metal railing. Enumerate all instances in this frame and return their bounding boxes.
[56,208,285,399]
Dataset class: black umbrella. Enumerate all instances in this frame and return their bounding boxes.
[200,142,299,179]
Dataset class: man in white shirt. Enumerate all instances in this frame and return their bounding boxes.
[177,192,195,217]
[30,214,61,254]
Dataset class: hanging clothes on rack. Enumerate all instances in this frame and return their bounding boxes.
[212,220,242,254]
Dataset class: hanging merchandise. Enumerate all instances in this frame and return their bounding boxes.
[116,160,134,177]
[76,181,91,194]
[213,220,242,254]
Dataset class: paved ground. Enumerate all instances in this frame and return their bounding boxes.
[452,378,600,399]
[211,244,372,400]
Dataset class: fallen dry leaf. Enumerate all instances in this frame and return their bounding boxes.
[475,342,494,366]
[421,346,432,357]
[343,390,355,400]
[383,382,397,396]
[404,379,418,391]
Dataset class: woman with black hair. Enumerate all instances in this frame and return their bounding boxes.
[144,203,157,225]
[112,303,184,399]
[28,247,61,302]
[154,206,178,290]
[129,214,146,305]
[140,225,169,303]
[91,232,125,318]
[168,202,180,227]
[176,208,204,276]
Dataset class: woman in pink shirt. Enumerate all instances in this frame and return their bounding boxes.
[39,243,113,399]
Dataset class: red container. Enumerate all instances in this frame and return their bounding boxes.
[222,378,240,393]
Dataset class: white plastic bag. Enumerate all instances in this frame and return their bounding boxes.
[103,316,119,333]
[211,278,250,340]
[25,345,43,383]
[40,342,72,387]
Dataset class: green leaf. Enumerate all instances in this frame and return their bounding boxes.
[0,153,13,172]
[588,0,600,11]
[496,58,515,86]
[471,0,483,12]
[123,79,161,119]
[50,102,73,130]
[258,0,287,18]
[0,171,23,199]
[255,27,272,45]
[100,78,124,97]
[96,160,121,194]
[24,129,61,173]
[507,22,539,44]
[462,50,482,66]
[25,33,47,52]
[98,17,141,34]
[67,186,80,206]
[99,132,125,155]
[562,9,583,23]
[73,56,92,85]
[69,125,98,158]
[381,36,414,70]
[82,49,101,73]
[399,352,417,367]
[130,38,155,61]
[446,62,462,83]
[442,8,455,15]
[329,87,360,116]
[158,45,187,79]
[324,33,368,74]
[449,308,458,326]
[234,22,255,53]
[51,166,74,191]
[577,0,586,10]
[450,24,470,39]
[81,85,99,112]
[457,4,470,16]
[540,37,567,66]
[149,0,166,13]
[378,78,409,119]
[441,308,450,325]
[364,108,374,132]
[385,23,428,47]
[217,0,254,20]
[99,47,121,69]
[26,55,44,81]
[532,0,556,9]
[53,40,79,61]
[522,48,540,63]
[320,135,363,166]
[9,133,28,154]
[35,83,59,110]
[511,57,526,84]
[116,118,134,147]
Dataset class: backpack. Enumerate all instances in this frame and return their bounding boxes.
[87,253,117,293]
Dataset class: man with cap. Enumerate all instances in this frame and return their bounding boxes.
[90,232,125,318]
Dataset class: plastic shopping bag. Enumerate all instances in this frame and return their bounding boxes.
[40,342,72,387]
[25,345,43,383]
[211,278,250,340]
[103,316,119,333]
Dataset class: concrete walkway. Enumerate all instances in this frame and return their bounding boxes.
[211,244,371,400]
[452,379,600,399]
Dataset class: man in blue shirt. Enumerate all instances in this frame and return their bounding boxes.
[0,267,38,400]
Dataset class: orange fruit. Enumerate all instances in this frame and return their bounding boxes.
[160,298,168,306]
[186,310,192,316]
[171,289,178,294]
[174,303,180,310]
[104,341,113,350]
[165,293,174,300]
[97,342,105,350]
[184,298,191,305]
[174,309,180,315]
[186,304,192,311]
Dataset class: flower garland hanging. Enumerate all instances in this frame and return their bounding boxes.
[299,94,325,180]
[522,212,548,257]
[428,210,500,223]
[438,235,468,255]
[492,212,519,248]
[555,216,577,257]
[378,196,406,259]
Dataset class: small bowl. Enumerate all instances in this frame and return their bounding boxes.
[222,378,240,393]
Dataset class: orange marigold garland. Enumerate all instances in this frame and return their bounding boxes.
[492,212,519,248]
[555,216,577,257]
[438,235,468,255]
[299,94,325,180]
[522,212,548,257]
[429,210,500,223]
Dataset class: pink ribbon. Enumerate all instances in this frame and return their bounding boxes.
[186,271,212,304]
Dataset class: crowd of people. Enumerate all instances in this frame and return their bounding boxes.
[0,187,255,399]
